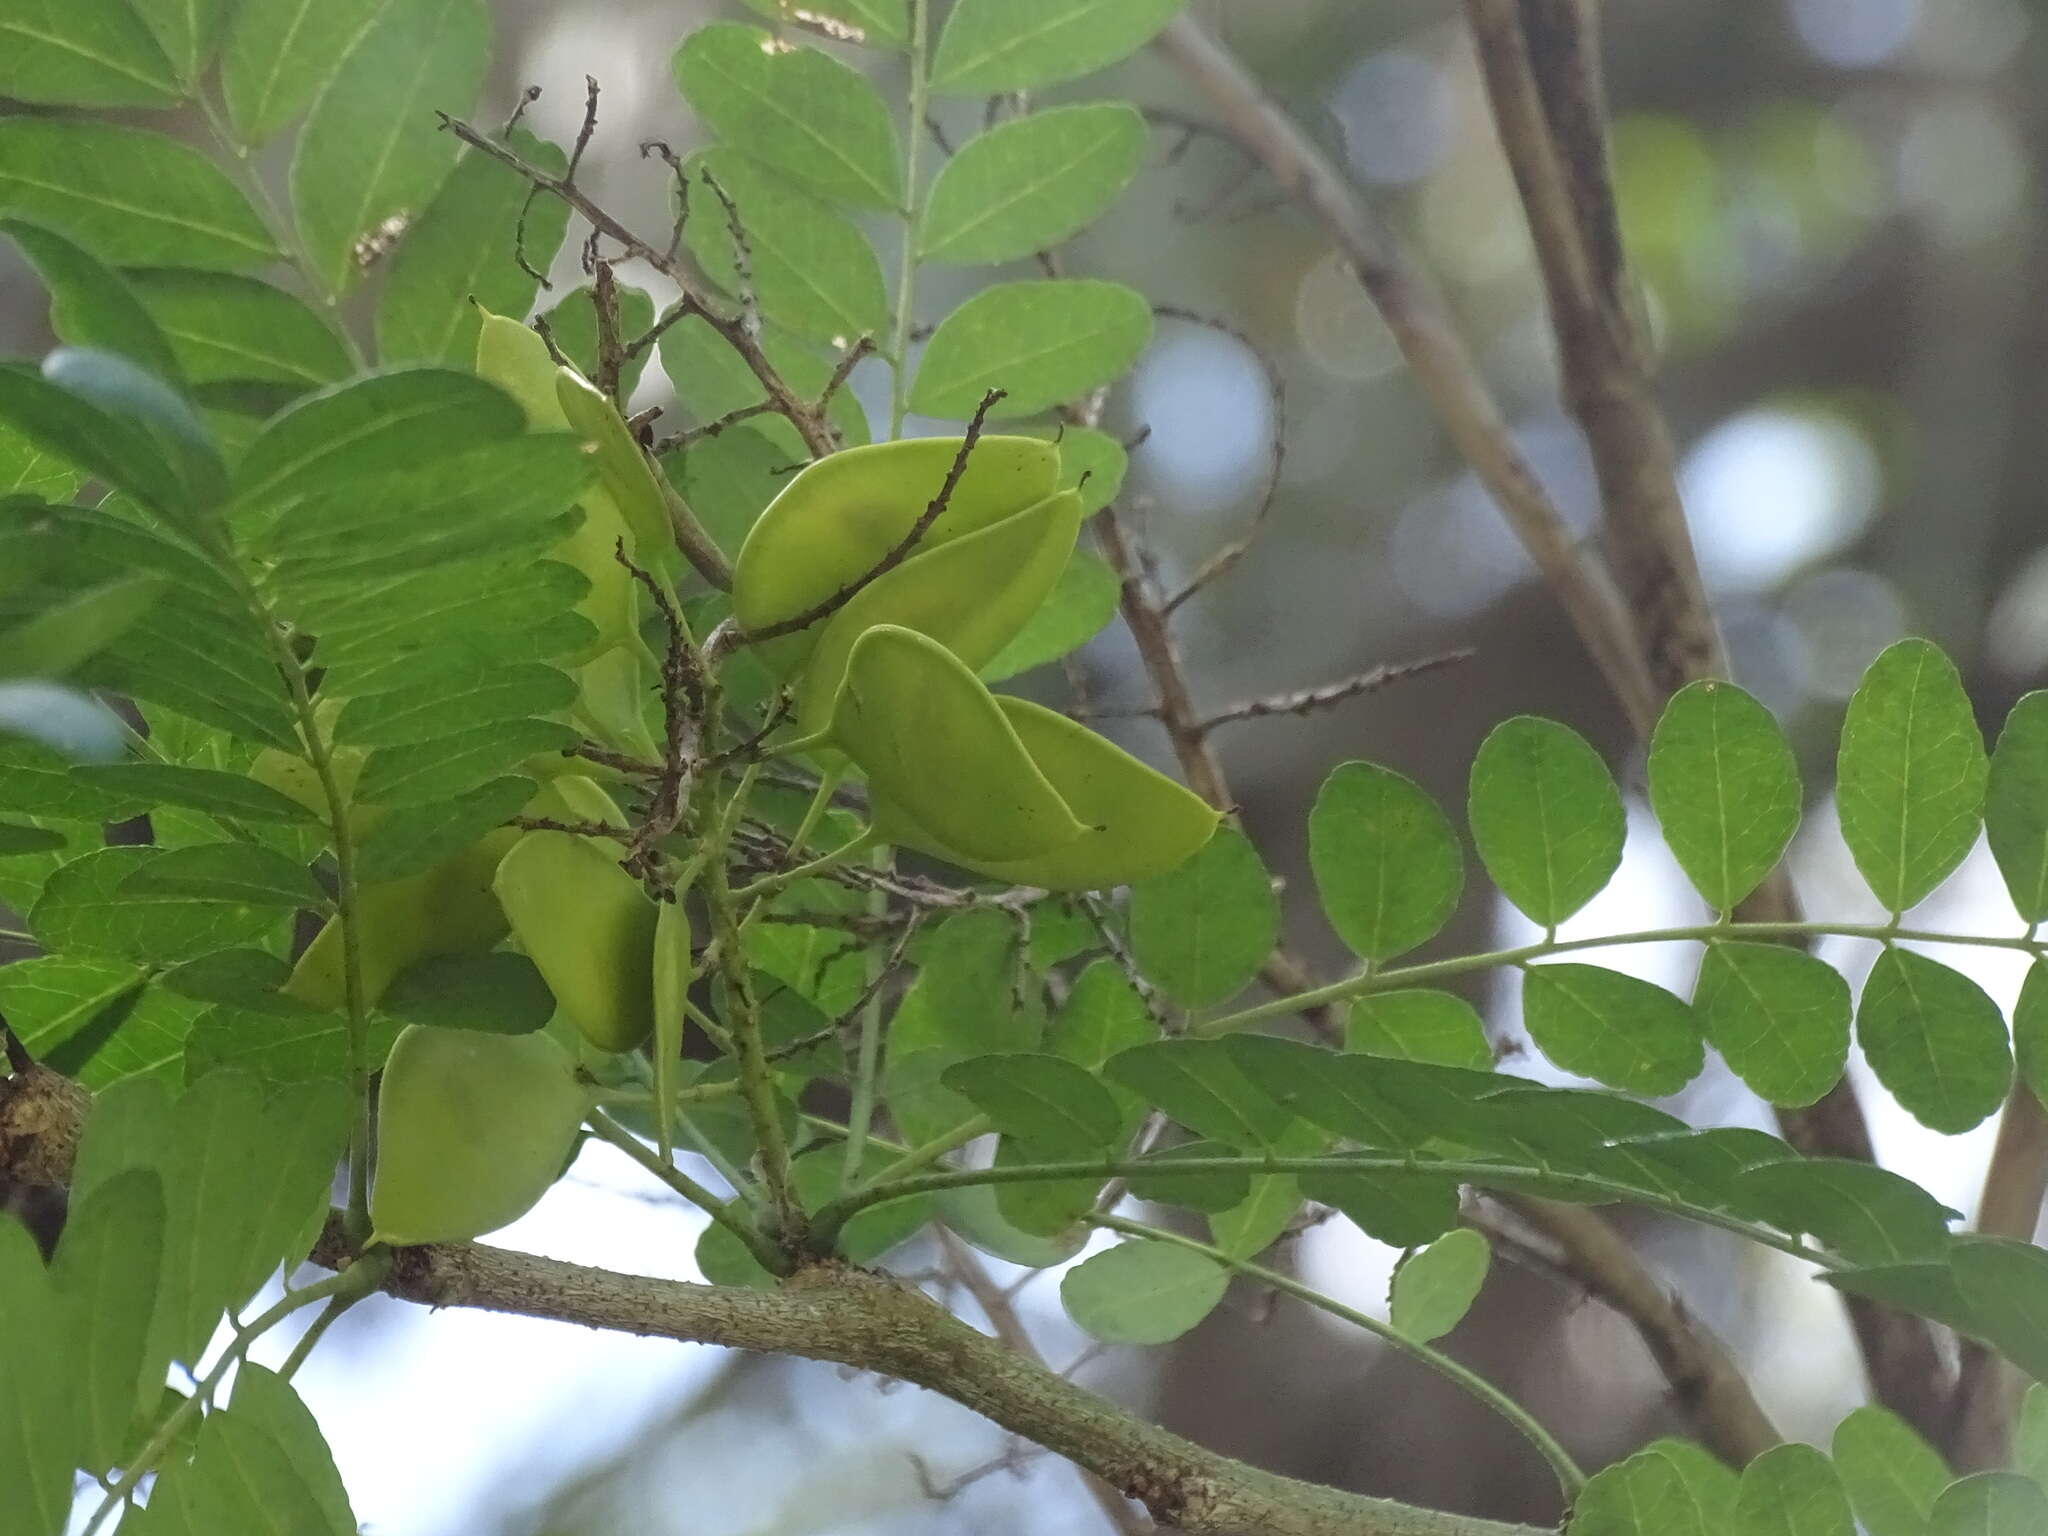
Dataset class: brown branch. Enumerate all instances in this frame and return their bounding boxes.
[1458,0,1947,1446]
[435,112,838,459]
[310,1226,1543,1536]
[937,1230,1153,1535]
[1152,14,1660,737]
[1951,1084,2048,1469]
[1152,8,1918,1462]
[1479,1196,1781,1468]
[1460,1,1715,697]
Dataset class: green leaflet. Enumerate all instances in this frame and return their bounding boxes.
[911,279,1154,419]
[1856,946,2011,1134]
[1128,826,1274,1006]
[1468,715,1626,927]
[931,0,1187,94]
[672,23,902,210]
[1309,760,1463,963]
[920,104,1148,264]
[1388,1228,1490,1344]
[1061,1238,1229,1345]
[1647,679,1801,913]
[1837,638,1987,914]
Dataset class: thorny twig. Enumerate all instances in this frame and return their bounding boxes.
[614,541,707,883]
[436,109,839,458]
[1195,651,1474,732]
[697,166,762,339]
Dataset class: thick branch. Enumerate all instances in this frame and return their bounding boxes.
[1489,1197,1781,1467]
[1458,0,1948,1445]
[1951,1085,2048,1468]
[1153,15,1659,735]
[1460,0,1717,696]
[317,1224,1542,1536]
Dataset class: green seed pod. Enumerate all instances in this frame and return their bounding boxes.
[369,1024,589,1246]
[795,489,1082,733]
[282,825,521,1012]
[555,368,676,562]
[650,897,691,1162]
[879,694,1220,891]
[493,829,659,1053]
[831,625,1085,863]
[521,773,628,830]
[474,309,641,659]
[570,642,662,761]
[731,435,1060,665]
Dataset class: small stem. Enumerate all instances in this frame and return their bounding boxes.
[860,1114,992,1189]
[809,1152,1831,1268]
[841,845,897,1186]
[888,0,930,435]
[82,1262,379,1536]
[277,1291,359,1381]
[1094,1215,1587,1498]
[733,824,879,905]
[1202,920,2048,1037]
[701,789,803,1243]
[588,1109,788,1274]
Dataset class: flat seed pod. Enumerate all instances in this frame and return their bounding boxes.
[494,829,659,1052]
[474,309,638,659]
[555,368,675,560]
[874,698,1217,891]
[831,625,1084,863]
[370,1024,588,1246]
[283,826,519,1011]
[795,488,1082,731]
[651,898,691,1162]
[731,434,1059,652]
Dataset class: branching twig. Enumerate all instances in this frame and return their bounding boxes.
[435,112,839,458]
[1194,651,1474,733]
[1151,15,1660,736]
